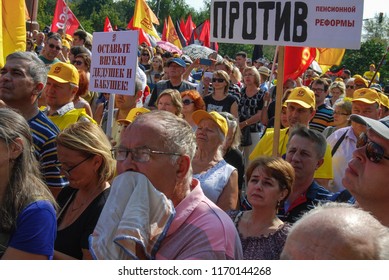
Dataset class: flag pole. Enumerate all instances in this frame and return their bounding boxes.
[272,46,284,157]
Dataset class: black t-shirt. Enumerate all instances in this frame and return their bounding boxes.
[55,187,110,259]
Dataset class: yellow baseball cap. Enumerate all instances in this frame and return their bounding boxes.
[192,110,228,136]
[285,87,316,109]
[117,107,150,124]
[352,88,381,104]
[48,62,79,85]
[61,39,70,49]
[379,93,389,109]
[353,75,368,88]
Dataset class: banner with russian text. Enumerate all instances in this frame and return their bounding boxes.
[51,0,80,35]
[133,0,160,40]
[210,0,363,49]
[89,31,138,95]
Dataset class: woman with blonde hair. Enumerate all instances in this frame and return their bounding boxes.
[0,108,57,259]
[145,55,163,91]
[156,88,183,117]
[203,70,239,118]
[325,81,346,107]
[228,156,294,259]
[54,122,115,259]
[322,98,352,138]
[181,89,206,129]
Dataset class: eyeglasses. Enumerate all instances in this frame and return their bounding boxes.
[73,60,83,66]
[111,146,181,162]
[311,88,324,93]
[48,44,61,51]
[333,111,349,116]
[346,85,354,89]
[182,99,194,105]
[212,78,225,83]
[60,155,92,177]
[356,132,389,163]
[142,53,150,56]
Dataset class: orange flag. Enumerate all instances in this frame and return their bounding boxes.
[133,0,160,40]
[166,16,182,49]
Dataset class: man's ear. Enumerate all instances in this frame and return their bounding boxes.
[316,158,324,170]
[175,155,190,180]
[9,137,23,160]
[34,82,45,95]
[71,85,79,96]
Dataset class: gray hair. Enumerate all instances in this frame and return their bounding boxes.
[286,203,389,260]
[6,51,48,89]
[288,125,327,159]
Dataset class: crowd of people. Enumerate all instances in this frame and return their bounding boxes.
[0,27,389,260]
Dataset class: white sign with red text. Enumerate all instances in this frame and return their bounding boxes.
[90,31,138,95]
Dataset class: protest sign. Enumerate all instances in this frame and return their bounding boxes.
[211,0,363,49]
[90,30,138,95]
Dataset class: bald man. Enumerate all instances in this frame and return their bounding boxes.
[281,203,389,260]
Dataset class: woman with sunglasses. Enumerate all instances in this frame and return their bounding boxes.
[54,122,115,259]
[139,48,152,71]
[203,70,239,118]
[180,89,206,129]
[0,108,57,259]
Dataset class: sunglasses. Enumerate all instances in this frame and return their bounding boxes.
[142,53,149,56]
[182,99,194,105]
[357,132,389,163]
[346,85,354,89]
[73,60,83,66]
[49,44,61,51]
[212,78,225,83]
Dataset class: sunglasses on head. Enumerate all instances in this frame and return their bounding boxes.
[357,132,389,163]
[182,99,194,105]
[49,44,61,51]
[212,78,224,83]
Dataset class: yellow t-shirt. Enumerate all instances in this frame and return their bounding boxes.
[249,128,333,179]
[363,70,380,82]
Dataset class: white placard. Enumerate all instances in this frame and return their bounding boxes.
[211,0,364,49]
[90,31,138,95]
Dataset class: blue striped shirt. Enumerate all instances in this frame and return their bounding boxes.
[28,111,69,188]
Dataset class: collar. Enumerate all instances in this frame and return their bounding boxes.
[47,102,75,116]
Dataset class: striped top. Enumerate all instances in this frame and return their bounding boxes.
[28,111,69,188]
[310,104,334,133]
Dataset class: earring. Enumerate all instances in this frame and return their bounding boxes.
[276,200,281,208]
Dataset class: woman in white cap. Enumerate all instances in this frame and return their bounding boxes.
[192,110,239,211]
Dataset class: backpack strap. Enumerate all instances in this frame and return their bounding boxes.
[331,130,348,156]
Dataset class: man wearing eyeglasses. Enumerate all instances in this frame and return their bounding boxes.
[309,78,334,133]
[38,33,62,68]
[343,114,389,227]
[113,110,243,259]
[327,88,381,193]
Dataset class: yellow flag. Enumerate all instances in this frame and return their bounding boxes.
[316,48,345,73]
[133,0,160,40]
[166,16,182,49]
[0,0,26,67]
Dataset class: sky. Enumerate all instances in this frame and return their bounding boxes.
[185,0,389,20]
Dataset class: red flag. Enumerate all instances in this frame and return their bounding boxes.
[198,20,210,48]
[180,18,186,38]
[51,0,80,35]
[104,16,113,32]
[184,14,196,42]
[283,46,316,84]
[162,19,167,41]
[126,17,151,46]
